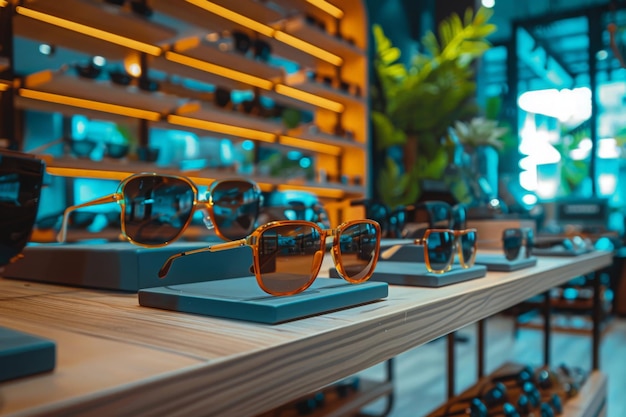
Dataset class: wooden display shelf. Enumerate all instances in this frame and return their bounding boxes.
[256,377,393,417]
[159,37,286,88]
[14,15,129,61]
[426,363,606,417]
[16,0,176,48]
[151,0,284,38]
[21,70,185,118]
[277,14,365,60]
[284,70,366,109]
[0,251,613,417]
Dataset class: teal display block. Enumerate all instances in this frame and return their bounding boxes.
[331,263,487,287]
[2,241,253,291]
[0,326,56,382]
[138,277,388,324]
[473,253,537,271]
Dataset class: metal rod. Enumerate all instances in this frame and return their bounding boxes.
[477,319,485,379]
[543,290,551,367]
[592,272,601,370]
[447,332,455,399]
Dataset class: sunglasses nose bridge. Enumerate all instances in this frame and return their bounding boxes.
[194,201,215,230]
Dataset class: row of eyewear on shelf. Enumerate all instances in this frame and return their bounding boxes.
[23,171,531,296]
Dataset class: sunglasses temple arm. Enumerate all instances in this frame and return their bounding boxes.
[158,239,248,278]
[379,239,421,260]
[56,194,121,243]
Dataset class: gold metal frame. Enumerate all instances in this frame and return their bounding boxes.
[158,219,381,296]
[56,172,261,247]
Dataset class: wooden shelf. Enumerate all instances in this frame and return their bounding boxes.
[256,378,393,417]
[0,251,613,417]
[277,14,365,60]
[17,0,176,48]
[426,363,606,417]
[21,70,185,118]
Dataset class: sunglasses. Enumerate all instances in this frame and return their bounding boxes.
[404,201,466,239]
[56,173,262,247]
[350,199,411,238]
[0,150,45,267]
[158,219,381,296]
[414,228,478,273]
[65,138,129,159]
[502,228,534,261]
[232,31,272,61]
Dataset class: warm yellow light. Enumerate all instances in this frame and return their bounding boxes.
[166,51,273,90]
[278,135,342,156]
[46,167,134,180]
[277,183,344,199]
[274,31,343,66]
[0,83,9,92]
[185,0,274,37]
[19,89,162,121]
[306,0,344,19]
[15,7,162,56]
[0,1,8,8]
[274,84,344,112]
[168,114,276,142]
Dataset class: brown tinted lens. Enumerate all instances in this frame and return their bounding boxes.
[210,180,260,240]
[426,231,454,272]
[337,222,378,282]
[257,224,322,295]
[122,176,195,245]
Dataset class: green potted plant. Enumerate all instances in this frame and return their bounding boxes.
[371,7,497,208]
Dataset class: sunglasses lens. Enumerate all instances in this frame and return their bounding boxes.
[337,221,379,282]
[257,224,322,295]
[426,231,454,272]
[503,229,523,260]
[0,152,44,266]
[460,230,477,266]
[209,180,260,240]
[451,204,466,230]
[122,176,195,245]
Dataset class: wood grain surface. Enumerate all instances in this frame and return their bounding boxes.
[0,250,613,417]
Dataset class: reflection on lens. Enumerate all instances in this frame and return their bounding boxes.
[459,230,477,267]
[257,224,322,295]
[503,229,523,260]
[122,176,195,245]
[209,180,260,240]
[337,222,378,282]
[426,231,454,272]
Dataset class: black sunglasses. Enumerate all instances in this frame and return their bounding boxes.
[0,150,45,266]
[350,199,410,238]
[232,31,272,62]
[502,228,534,261]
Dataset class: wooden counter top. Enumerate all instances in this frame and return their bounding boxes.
[0,250,613,417]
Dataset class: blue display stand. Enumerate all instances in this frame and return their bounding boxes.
[138,277,388,324]
[0,326,56,382]
[331,263,487,287]
[473,253,538,272]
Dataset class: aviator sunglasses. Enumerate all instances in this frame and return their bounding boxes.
[158,219,381,296]
[57,173,262,247]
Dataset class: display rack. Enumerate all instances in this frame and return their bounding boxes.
[3,0,371,224]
